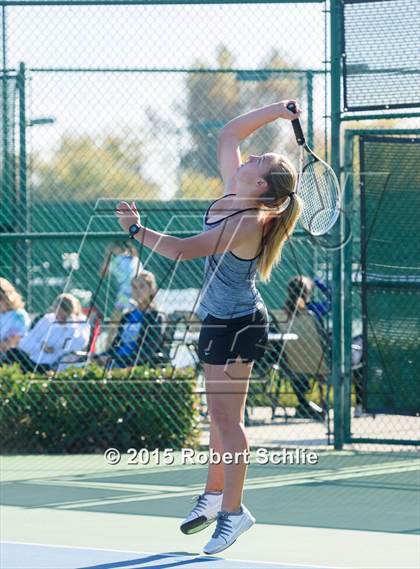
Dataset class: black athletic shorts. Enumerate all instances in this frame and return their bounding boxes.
[198,306,269,365]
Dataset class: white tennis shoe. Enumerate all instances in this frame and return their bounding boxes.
[180,491,223,535]
[203,504,256,554]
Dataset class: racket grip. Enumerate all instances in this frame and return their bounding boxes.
[286,102,305,146]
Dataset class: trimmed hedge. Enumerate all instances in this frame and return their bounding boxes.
[0,363,201,453]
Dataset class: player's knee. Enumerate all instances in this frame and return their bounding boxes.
[210,408,241,432]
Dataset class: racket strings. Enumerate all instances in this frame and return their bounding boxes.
[299,161,340,235]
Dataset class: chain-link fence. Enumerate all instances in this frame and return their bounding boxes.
[1,1,418,455]
[0,0,337,452]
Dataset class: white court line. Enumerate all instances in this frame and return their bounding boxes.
[4,454,417,483]
[28,457,420,492]
[27,461,420,502]
[27,482,193,493]
[1,541,342,568]
[26,461,420,511]
[0,460,217,483]
[24,459,419,510]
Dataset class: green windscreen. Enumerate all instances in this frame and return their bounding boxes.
[360,136,420,415]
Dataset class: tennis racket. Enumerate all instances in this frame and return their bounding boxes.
[286,102,341,236]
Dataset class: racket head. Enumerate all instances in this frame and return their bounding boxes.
[309,212,352,251]
[296,150,341,236]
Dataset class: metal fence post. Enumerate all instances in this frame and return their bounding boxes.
[16,62,30,302]
[1,5,10,231]
[343,130,354,442]
[331,0,344,449]
[306,70,314,150]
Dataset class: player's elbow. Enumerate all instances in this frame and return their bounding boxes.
[174,246,204,261]
[158,237,187,261]
[171,243,196,262]
[218,126,238,142]
[176,241,221,261]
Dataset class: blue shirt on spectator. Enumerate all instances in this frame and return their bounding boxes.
[0,309,31,344]
[101,307,165,368]
[307,277,331,324]
[114,308,145,357]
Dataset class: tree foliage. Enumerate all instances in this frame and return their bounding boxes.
[33,134,159,202]
[179,46,241,180]
[176,46,305,198]
[179,169,223,200]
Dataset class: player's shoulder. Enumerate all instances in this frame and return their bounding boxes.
[222,177,238,196]
[232,206,262,229]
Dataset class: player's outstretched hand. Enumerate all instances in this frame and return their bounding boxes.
[116,201,141,232]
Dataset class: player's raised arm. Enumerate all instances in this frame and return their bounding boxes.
[217,101,301,195]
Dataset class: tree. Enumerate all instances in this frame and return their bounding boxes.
[176,46,305,199]
[33,134,159,202]
[239,50,304,159]
[179,169,223,200]
[179,45,242,180]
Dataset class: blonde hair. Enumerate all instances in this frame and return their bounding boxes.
[53,293,82,317]
[256,155,302,283]
[131,271,158,310]
[0,278,25,311]
[110,240,138,257]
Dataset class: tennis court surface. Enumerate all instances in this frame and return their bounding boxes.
[1,452,419,569]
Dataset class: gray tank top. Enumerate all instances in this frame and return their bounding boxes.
[195,193,266,320]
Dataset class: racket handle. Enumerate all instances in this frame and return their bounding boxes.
[286,102,305,146]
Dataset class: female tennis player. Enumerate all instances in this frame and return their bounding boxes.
[116,99,303,554]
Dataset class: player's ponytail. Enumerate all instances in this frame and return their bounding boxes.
[256,155,302,283]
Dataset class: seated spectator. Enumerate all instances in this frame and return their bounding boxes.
[100,240,143,349]
[94,271,167,369]
[0,293,90,374]
[351,334,364,417]
[305,276,331,325]
[0,278,31,355]
[275,275,330,420]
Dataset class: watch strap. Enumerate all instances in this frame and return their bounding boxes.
[129,223,141,239]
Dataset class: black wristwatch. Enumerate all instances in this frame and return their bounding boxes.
[128,223,141,239]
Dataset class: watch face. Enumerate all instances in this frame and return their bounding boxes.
[129,224,139,233]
